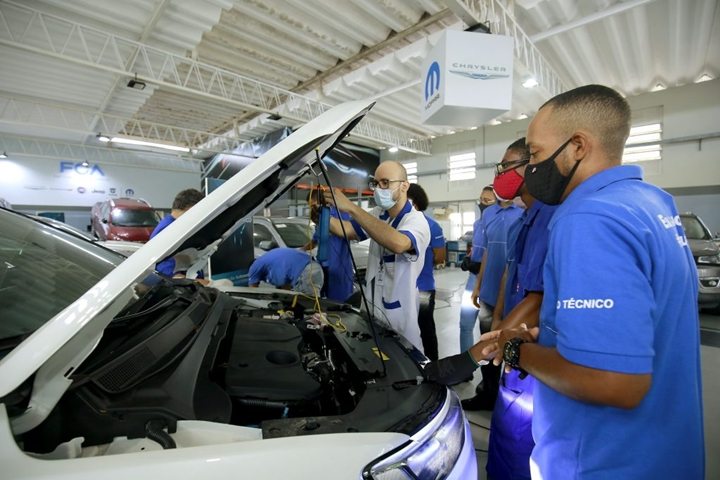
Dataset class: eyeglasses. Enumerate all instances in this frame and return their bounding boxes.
[495,158,530,176]
[368,178,405,191]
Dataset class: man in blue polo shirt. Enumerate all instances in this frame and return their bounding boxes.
[248,247,323,296]
[305,188,354,302]
[425,138,556,479]
[407,183,446,360]
[458,186,497,354]
[151,188,204,277]
[495,85,704,478]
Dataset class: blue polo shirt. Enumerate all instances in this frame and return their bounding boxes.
[470,204,499,262]
[150,214,177,276]
[248,247,311,288]
[312,207,353,302]
[503,201,557,314]
[479,204,523,307]
[533,165,704,479]
[417,214,445,292]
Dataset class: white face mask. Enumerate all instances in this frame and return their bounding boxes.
[374,185,398,210]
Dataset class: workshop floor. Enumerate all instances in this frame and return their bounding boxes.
[431,267,719,480]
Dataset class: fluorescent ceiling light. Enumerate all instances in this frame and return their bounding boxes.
[429,135,436,139]
[522,77,539,88]
[650,83,666,92]
[388,146,399,153]
[695,73,713,83]
[109,136,190,153]
[80,160,89,167]
[517,113,528,120]
[469,126,478,130]
[489,119,502,126]
[0,152,7,159]
[97,133,110,142]
[447,130,456,135]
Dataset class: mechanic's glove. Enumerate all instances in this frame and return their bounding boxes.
[423,351,479,386]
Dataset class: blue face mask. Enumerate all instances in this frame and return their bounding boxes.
[374,186,397,210]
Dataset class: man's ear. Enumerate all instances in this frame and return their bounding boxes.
[570,132,591,161]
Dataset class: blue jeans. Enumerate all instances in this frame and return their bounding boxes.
[459,273,478,352]
[459,273,493,352]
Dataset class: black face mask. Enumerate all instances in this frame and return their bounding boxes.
[524,138,580,205]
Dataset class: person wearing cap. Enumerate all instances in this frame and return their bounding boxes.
[322,161,430,352]
[406,182,445,360]
[248,247,324,296]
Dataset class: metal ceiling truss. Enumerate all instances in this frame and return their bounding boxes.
[0,2,431,155]
[0,134,202,173]
[0,95,249,154]
[446,0,566,98]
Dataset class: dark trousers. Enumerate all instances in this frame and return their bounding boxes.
[418,290,438,360]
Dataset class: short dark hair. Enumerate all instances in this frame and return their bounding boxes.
[541,84,631,161]
[482,185,495,193]
[407,183,429,211]
[507,137,530,162]
[172,188,204,211]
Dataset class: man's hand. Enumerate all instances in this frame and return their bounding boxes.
[471,283,482,309]
[322,187,356,213]
[489,324,539,371]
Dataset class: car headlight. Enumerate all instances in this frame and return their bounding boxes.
[363,391,465,480]
[698,254,720,265]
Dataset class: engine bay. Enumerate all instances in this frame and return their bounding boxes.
[16,282,440,456]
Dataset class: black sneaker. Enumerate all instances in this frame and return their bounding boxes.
[461,393,496,411]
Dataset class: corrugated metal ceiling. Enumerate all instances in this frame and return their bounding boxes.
[0,0,717,170]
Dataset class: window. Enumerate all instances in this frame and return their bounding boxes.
[403,162,418,183]
[448,142,476,182]
[623,123,662,163]
[623,106,662,167]
[448,211,476,241]
[448,152,476,181]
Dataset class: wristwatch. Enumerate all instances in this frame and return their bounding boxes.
[503,337,529,378]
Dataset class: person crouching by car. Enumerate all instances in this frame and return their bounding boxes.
[248,247,324,296]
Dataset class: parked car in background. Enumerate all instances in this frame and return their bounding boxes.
[91,197,159,242]
[31,214,143,257]
[0,100,476,480]
[680,213,720,311]
[253,216,369,278]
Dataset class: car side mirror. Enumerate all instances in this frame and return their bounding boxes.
[258,240,277,251]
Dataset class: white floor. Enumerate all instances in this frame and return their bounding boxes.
[431,267,719,480]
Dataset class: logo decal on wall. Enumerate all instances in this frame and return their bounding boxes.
[125,188,134,196]
[425,61,441,101]
[60,161,106,176]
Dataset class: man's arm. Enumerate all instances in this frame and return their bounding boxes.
[471,250,488,308]
[490,267,508,330]
[433,247,446,266]
[517,337,651,410]
[324,188,413,254]
[328,216,359,241]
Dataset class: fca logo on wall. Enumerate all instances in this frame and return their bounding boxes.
[60,161,105,176]
[424,61,441,109]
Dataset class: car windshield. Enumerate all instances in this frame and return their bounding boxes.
[681,216,711,240]
[0,211,123,342]
[111,208,159,227]
[273,220,312,248]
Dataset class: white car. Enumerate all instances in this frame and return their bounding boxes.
[0,100,476,479]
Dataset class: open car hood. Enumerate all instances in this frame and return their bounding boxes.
[0,100,375,399]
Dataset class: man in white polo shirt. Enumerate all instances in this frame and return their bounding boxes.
[322,161,430,352]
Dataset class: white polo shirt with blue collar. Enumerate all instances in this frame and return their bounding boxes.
[350,200,430,352]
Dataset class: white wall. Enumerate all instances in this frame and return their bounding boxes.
[383,79,720,200]
[0,155,201,209]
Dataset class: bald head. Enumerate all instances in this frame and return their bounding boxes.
[375,160,408,181]
[540,84,630,163]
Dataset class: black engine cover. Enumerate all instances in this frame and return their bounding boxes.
[225,318,322,401]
